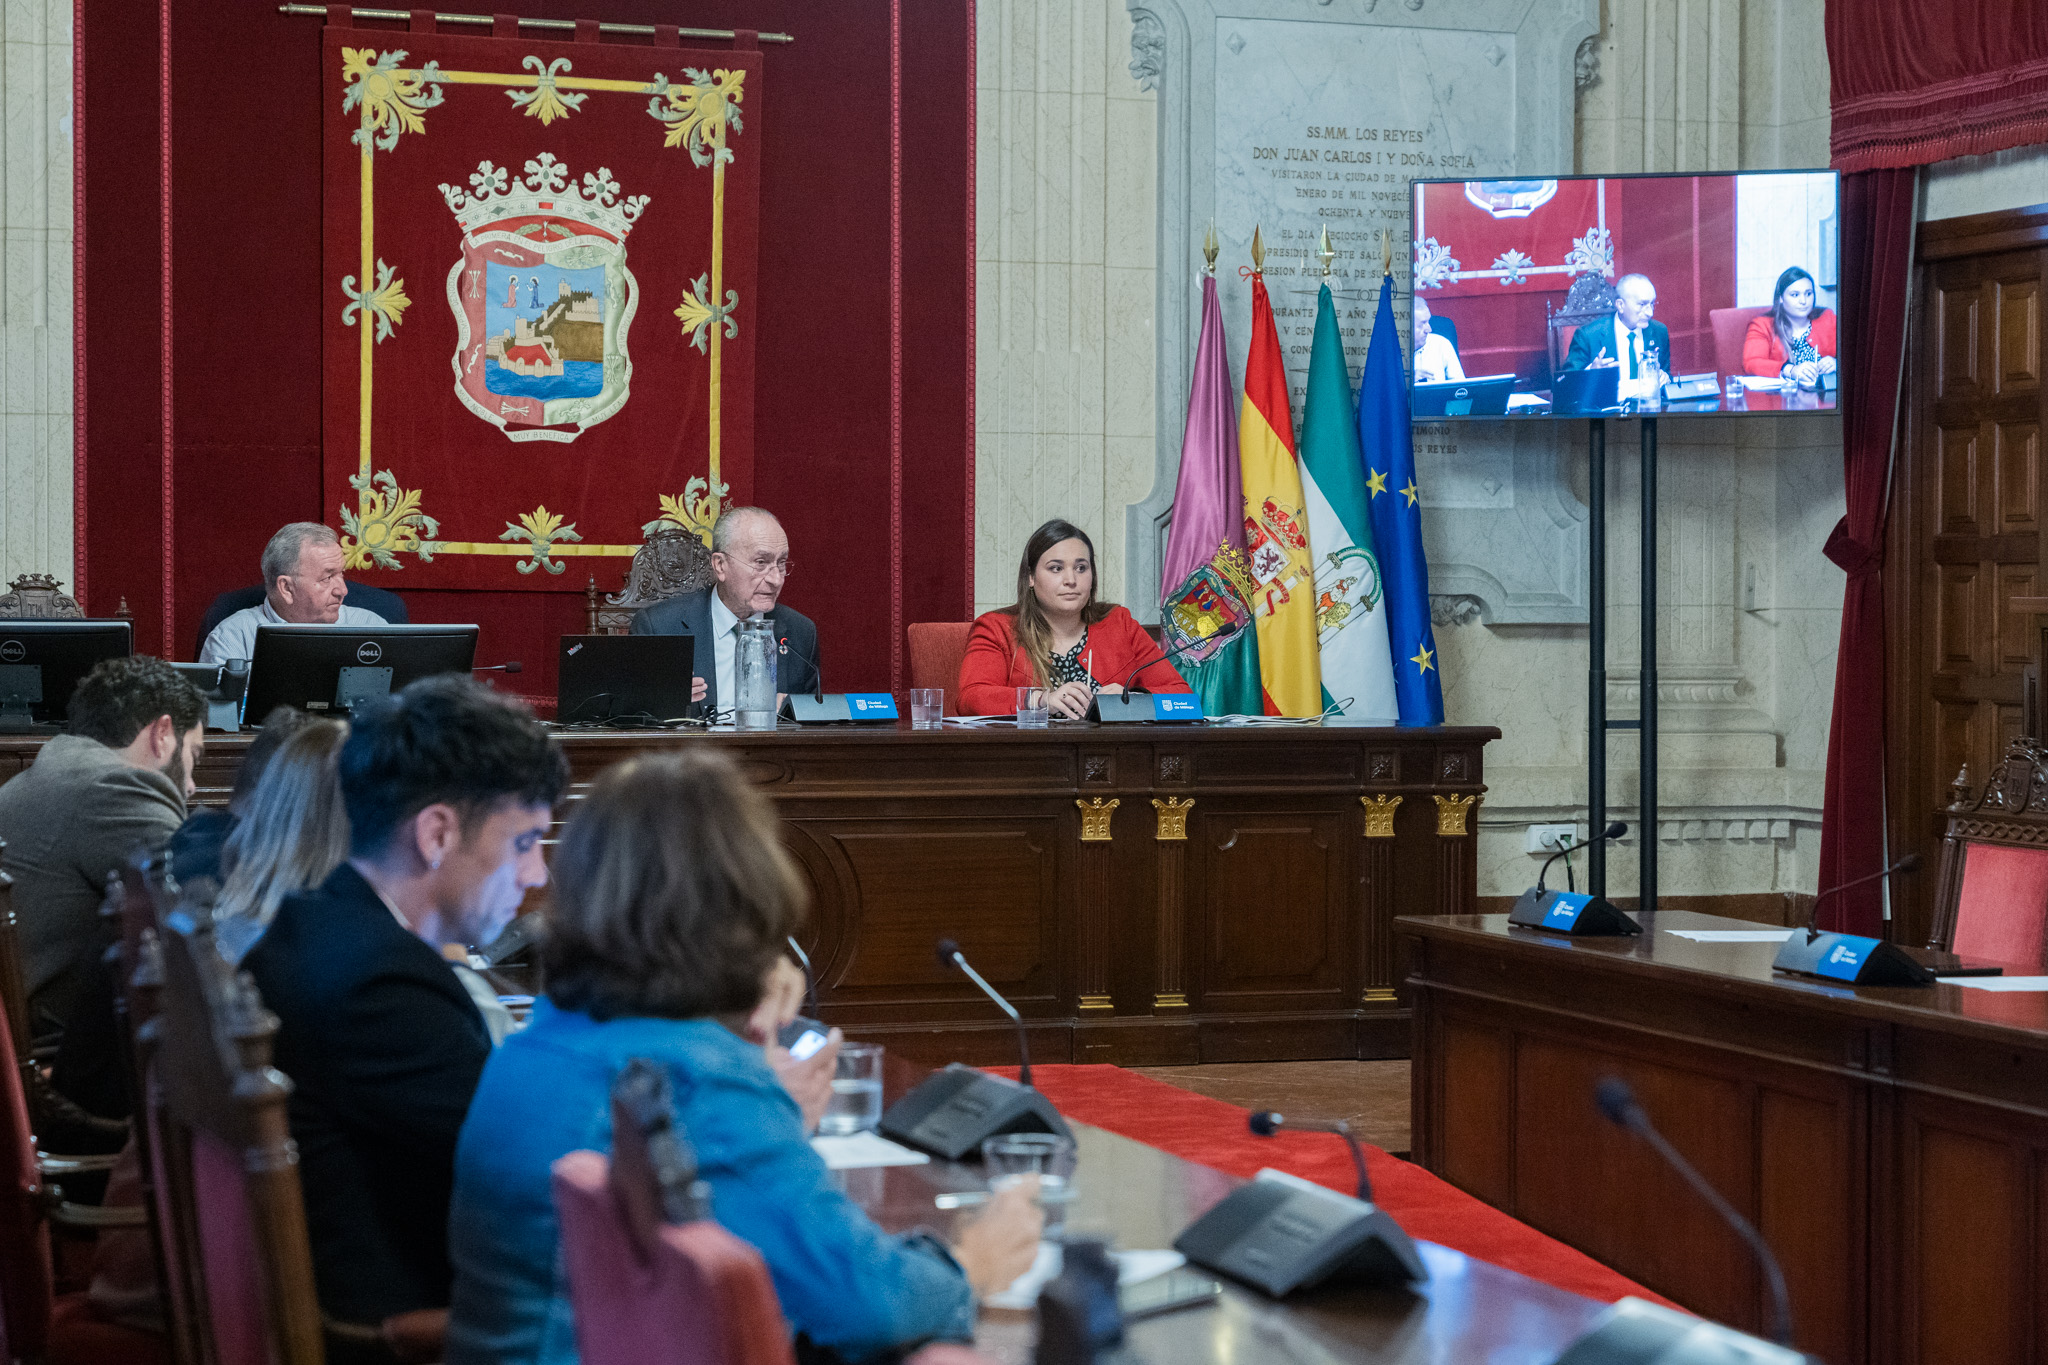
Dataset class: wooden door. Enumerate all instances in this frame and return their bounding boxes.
[1891,208,2048,945]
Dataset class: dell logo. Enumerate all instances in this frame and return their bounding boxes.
[0,640,22,663]
[356,641,384,664]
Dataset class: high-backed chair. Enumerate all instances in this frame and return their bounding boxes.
[193,581,409,661]
[139,887,324,1365]
[585,528,716,635]
[1709,304,1773,381]
[1544,273,1620,385]
[1928,739,2048,966]
[906,623,974,715]
[552,1059,796,1365]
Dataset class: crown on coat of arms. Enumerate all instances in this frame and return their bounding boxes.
[437,154,650,240]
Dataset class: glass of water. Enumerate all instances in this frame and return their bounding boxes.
[1723,374,1744,407]
[983,1131,1078,1234]
[909,689,944,730]
[818,1042,884,1136]
[1015,686,1051,728]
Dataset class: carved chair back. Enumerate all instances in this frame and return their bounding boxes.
[1545,273,1620,384]
[139,881,323,1365]
[0,575,84,621]
[1929,738,2048,966]
[586,529,716,635]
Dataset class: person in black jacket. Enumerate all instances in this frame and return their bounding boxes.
[241,675,566,1353]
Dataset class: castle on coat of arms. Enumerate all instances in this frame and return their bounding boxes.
[484,279,603,376]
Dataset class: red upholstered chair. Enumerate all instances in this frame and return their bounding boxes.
[907,622,974,716]
[1929,740,2048,967]
[551,1059,796,1365]
[1709,305,1773,380]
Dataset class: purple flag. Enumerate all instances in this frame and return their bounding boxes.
[1160,274,1245,596]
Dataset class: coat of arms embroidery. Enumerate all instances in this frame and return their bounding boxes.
[440,153,647,442]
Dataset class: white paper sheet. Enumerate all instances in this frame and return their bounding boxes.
[1667,930,1795,943]
[809,1132,931,1169]
[1954,976,2048,992]
[985,1244,1187,1310]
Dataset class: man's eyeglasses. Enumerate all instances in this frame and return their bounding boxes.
[718,553,792,578]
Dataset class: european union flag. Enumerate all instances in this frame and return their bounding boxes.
[1356,273,1445,725]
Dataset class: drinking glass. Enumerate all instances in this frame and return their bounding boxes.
[909,689,944,730]
[818,1042,884,1136]
[983,1132,1078,1234]
[1723,375,1744,407]
[1016,686,1051,728]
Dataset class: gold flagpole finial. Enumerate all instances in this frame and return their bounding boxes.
[1317,224,1336,280]
[1250,225,1266,272]
[1381,227,1393,277]
[1202,219,1219,275]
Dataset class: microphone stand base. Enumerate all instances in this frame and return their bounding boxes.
[878,1063,1074,1160]
[1507,887,1643,936]
[1174,1168,1428,1298]
[1554,1297,1810,1364]
[1771,931,1935,986]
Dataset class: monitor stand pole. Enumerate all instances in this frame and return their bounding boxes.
[1639,417,1658,914]
[1585,415,1660,914]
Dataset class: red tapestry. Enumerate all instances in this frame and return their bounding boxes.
[321,23,761,590]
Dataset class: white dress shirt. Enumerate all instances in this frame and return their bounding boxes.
[1612,318,1661,401]
[708,590,767,713]
[198,598,387,666]
[1413,332,1466,384]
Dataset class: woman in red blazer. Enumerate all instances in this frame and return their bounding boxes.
[1742,266,1839,387]
[959,519,1190,717]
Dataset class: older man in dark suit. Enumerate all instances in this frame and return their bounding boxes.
[1564,272,1671,402]
[629,506,821,715]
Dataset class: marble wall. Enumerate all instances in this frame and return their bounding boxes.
[0,0,73,594]
[1921,144,2048,222]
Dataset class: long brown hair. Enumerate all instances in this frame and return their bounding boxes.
[1005,519,1114,688]
[542,750,806,1022]
[1770,266,1823,353]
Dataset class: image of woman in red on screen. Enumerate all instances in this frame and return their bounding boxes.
[1743,266,1838,387]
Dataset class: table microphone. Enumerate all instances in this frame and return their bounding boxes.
[936,937,1032,1087]
[1115,617,1247,693]
[1537,821,1628,892]
[776,634,825,703]
[1249,1110,1372,1201]
[1798,852,1920,942]
[473,660,524,674]
[1596,1078,1795,1348]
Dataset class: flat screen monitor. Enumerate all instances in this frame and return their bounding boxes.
[1409,170,1841,419]
[244,623,479,720]
[0,619,134,731]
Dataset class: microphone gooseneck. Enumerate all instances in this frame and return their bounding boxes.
[936,937,1033,1088]
[1536,821,1628,892]
[473,660,524,674]
[1115,617,1249,693]
[1596,1078,1794,1348]
[1802,852,1921,942]
[1248,1109,1372,1202]
[786,935,816,1016]
[777,634,825,703]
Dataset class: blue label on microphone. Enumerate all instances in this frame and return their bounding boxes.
[1811,932,1880,981]
[1154,694,1204,719]
[1543,893,1594,930]
[845,692,899,718]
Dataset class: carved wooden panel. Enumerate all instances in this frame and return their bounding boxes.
[1190,807,1347,1011]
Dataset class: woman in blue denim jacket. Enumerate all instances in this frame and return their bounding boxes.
[445,751,1042,1365]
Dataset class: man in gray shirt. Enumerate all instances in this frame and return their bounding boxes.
[0,655,204,1115]
[199,521,385,666]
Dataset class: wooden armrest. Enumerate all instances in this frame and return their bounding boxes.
[50,1201,148,1230]
[38,1151,122,1175]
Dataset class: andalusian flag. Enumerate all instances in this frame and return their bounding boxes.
[1160,251,1264,716]
[1358,270,1446,723]
[1238,229,1322,717]
[1299,265,1397,721]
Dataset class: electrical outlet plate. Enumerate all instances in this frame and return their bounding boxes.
[1525,823,1578,854]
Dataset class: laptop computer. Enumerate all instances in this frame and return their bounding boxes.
[1551,365,1623,415]
[557,634,697,725]
[1410,373,1517,417]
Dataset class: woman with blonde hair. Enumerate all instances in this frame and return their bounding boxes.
[212,718,350,963]
[958,517,1189,717]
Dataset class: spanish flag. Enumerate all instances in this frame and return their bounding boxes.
[1238,229,1322,717]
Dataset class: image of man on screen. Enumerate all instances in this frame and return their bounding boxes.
[1565,273,1669,401]
[1411,298,1465,384]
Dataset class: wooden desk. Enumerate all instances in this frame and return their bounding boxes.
[859,1056,1607,1363]
[1401,910,2048,1365]
[0,720,1495,1066]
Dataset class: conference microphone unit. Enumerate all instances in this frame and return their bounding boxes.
[1090,620,1245,723]
[1174,1109,1426,1298]
[876,937,1072,1161]
[1506,822,1641,935]
[1549,1079,1810,1364]
[1770,853,1934,986]
[775,633,901,724]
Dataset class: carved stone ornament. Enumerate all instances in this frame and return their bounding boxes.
[1152,797,1194,841]
[1077,797,1121,842]
[1575,34,1602,92]
[1362,793,1404,838]
[1430,594,1484,628]
[0,574,85,620]
[1434,793,1478,837]
[1128,9,1164,91]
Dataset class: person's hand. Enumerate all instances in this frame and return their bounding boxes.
[1588,348,1617,369]
[1793,360,1820,388]
[1046,682,1094,720]
[743,957,807,1046]
[1097,683,1125,696]
[1819,355,1838,375]
[767,1028,842,1133]
[950,1178,1045,1295]
[692,676,709,703]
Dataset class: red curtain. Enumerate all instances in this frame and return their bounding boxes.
[1815,168,1916,934]
[1828,0,2048,172]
